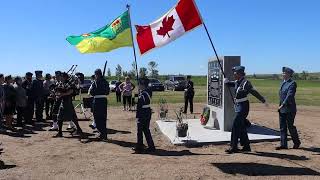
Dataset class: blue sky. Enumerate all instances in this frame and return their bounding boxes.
[0,0,319,76]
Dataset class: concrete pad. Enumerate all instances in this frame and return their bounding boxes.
[156,119,280,145]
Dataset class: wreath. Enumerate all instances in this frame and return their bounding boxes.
[200,107,210,125]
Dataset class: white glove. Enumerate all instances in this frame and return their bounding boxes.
[223,78,230,84]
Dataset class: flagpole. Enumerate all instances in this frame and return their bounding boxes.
[202,22,235,104]
[126,4,139,84]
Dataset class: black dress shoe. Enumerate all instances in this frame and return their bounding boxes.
[145,147,156,153]
[132,147,144,154]
[293,142,301,149]
[225,148,239,154]
[241,146,251,152]
[275,146,288,150]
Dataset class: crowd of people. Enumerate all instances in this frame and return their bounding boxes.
[0,71,49,130]
[0,69,156,153]
[0,65,301,154]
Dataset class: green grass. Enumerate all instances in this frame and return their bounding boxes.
[76,78,320,107]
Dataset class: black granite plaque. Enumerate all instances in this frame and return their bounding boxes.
[208,61,223,107]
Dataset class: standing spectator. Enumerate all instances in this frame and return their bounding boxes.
[31,71,45,122]
[0,74,5,128]
[3,75,16,130]
[120,76,135,111]
[14,77,27,127]
[22,72,34,125]
[183,75,195,114]
[43,73,54,120]
[115,79,122,103]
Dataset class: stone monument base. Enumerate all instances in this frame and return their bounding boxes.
[156,119,280,145]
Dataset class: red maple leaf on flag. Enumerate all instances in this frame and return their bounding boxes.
[157,15,175,38]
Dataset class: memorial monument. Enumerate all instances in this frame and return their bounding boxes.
[205,56,240,131]
[156,55,280,145]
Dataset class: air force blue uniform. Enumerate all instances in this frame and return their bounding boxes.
[226,66,266,151]
[136,89,155,150]
[279,77,300,148]
[89,77,110,139]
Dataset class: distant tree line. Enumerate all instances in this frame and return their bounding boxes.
[250,71,320,80]
[113,60,159,79]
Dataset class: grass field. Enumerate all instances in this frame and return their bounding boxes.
[75,78,320,107]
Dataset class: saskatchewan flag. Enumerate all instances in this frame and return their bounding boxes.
[67,11,133,54]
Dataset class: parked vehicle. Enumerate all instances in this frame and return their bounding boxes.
[80,79,92,93]
[148,78,165,91]
[109,80,119,92]
[164,76,186,91]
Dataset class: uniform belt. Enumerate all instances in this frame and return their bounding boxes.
[94,95,107,99]
[142,105,150,108]
[235,97,248,103]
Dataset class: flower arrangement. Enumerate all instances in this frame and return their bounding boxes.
[200,107,210,125]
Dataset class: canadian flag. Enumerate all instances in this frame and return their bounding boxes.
[135,0,203,55]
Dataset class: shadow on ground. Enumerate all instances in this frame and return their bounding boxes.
[245,151,309,161]
[212,162,320,176]
[301,147,320,155]
[0,121,51,138]
[0,160,16,170]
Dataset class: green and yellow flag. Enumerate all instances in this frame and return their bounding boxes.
[67,11,133,54]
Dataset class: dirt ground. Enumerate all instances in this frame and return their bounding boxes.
[0,103,320,180]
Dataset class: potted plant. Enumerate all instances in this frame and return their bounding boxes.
[159,97,168,119]
[175,107,188,137]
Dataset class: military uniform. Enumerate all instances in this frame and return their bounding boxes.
[134,78,155,153]
[184,76,194,114]
[278,67,300,149]
[22,72,34,125]
[89,74,109,140]
[32,71,45,122]
[226,66,266,153]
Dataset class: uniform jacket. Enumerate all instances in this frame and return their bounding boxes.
[227,78,265,113]
[14,84,27,107]
[279,78,297,113]
[31,79,44,99]
[136,89,151,120]
[185,80,194,97]
[89,78,110,97]
[22,79,32,98]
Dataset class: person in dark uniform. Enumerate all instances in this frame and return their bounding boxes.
[22,72,34,125]
[183,75,194,114]
[224,66,268,154]
[3,75,16,130]
[43,73,54,120]
[277,67,301,150]
[132,78,155,154]
[49,71,62,131]
[32,71,45,122]
[54,72,83,137]
[89,69,110,141]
